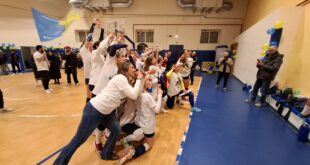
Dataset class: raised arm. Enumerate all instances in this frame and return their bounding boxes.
[152,88,162,113]
[122,79,143,100]
[95,35,113,57]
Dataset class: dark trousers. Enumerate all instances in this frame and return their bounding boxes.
[190,69,195,85]
[53,103,121,164]
[38,71,50,90]
[11,62,21,73]
[216,72,230,88]
[66,70,78,84]
[251,78,271,104]
[166,91,195,109]
[0,89,3,108]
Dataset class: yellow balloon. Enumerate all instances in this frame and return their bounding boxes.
[261,43,269,51]
[261,52,266,56]
[274,21,284,29]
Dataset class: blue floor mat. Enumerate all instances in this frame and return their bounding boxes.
[180,73,310,165]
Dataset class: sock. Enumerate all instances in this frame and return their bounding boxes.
[125,128,144,142]
[133,143,149,158]
[95,129,103,144]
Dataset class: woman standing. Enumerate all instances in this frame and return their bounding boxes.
[216,52,233,91]
[47,51,61,84]
[53,61,144,164]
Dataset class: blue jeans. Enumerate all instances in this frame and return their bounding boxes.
[53,103,121,165]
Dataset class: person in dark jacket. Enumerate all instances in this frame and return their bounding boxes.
[245,46,283,107]
[0,49,10,75]
[47,51,62,84]
[10,50,21,74]
[64,46,79,85]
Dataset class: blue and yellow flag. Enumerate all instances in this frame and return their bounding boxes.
[32,8,79,42]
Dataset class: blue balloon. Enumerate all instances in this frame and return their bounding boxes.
[267,28,275,35]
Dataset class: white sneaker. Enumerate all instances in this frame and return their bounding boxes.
[48,88,53,91]
[0,107,13,112]
[255,102,262,107]
[45,90,51,94]
[162,109,169,113]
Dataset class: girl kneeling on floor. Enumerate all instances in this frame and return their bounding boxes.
[166,64,202,112]
[119,76,162,164]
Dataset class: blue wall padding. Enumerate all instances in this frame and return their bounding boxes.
[270,28,282,47]
[195,50,216,65]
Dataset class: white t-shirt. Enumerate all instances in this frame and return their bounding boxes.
[80,46,92,79]
[33,51,49,71]
[167,72,183,96]
[93,55,118,95]
[90,74,142,115]
[89,51,105,85]
[135,92,161,134]
[149,65,160,85]
[177,58,193,77]
[119,98,137,127]
[89,36,110,85]
[135,59,144,71]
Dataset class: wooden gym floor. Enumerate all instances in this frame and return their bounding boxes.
[0,69,201,165]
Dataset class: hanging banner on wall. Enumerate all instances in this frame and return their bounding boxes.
[31,8,79,42]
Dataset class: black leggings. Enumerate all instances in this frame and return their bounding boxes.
[216,72,229,88]
[190,69,195,85]
[11,62,21,73]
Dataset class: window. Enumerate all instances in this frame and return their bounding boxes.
[135,29,154,43]
[200,30,220,44]
[76,30,88,42]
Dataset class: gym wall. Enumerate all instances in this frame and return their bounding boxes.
[236,0,310,95]
[0,0,247,50]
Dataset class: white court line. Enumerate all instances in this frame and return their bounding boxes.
[10,114,82,118]
[176,77,203,164]
[2,81,33,100]
[5,97,32,101]
[2,86,14,92]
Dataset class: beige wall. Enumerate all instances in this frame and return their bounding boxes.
[0,0,247,49]
[243,0,300,30]
[240,0,310,95]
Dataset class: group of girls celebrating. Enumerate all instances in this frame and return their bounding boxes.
[53,20,201,165]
